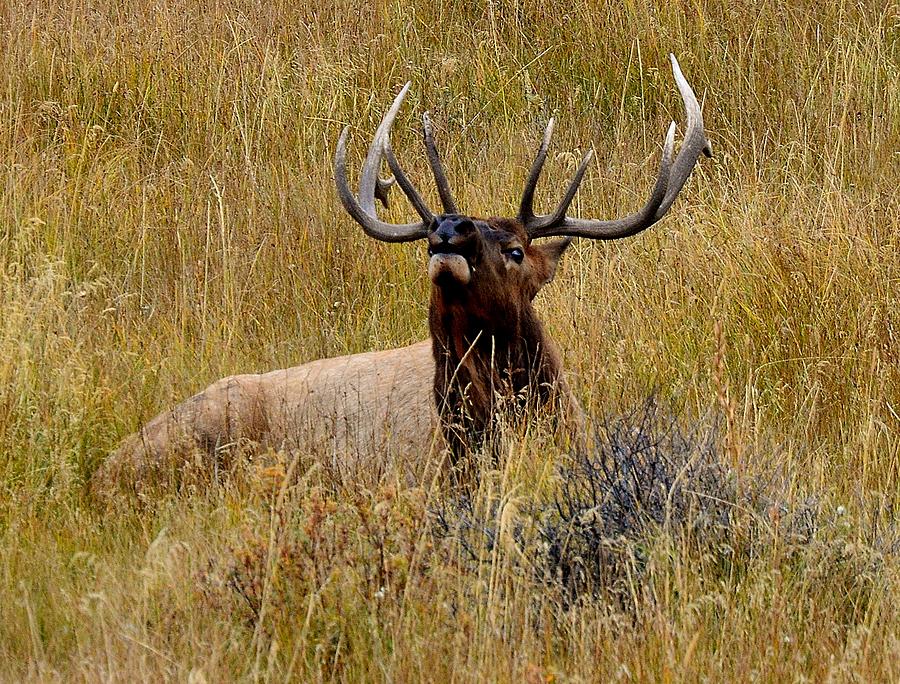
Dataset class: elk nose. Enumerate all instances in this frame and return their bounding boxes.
[433,215,475,244]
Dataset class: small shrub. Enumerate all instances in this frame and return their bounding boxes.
[433,397,890,617]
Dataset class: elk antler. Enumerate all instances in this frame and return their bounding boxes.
[519,54,712,240]
[422,112,459,214]
[335,82,432,243]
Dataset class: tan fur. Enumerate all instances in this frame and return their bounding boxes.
[93,341,439,498]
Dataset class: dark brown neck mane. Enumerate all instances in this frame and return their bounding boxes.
[429,283,566,458]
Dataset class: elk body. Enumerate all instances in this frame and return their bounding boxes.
[93,55,710,497]
[94,341,439,497]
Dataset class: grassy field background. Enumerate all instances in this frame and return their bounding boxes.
[1,0,899,680]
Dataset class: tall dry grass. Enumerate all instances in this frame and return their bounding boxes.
[1,0,899,680]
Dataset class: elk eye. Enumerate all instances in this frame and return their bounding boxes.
[504,247,524,263]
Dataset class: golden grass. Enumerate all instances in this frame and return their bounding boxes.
[1,0,899,680]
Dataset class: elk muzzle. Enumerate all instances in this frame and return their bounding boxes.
[427,215,478,286]
[429,252,471,285]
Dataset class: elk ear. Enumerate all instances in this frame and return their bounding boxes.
[534,238,573,286]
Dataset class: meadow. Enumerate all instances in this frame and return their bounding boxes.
[1,0,899,680]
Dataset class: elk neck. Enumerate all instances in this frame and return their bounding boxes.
[428,283,565,414]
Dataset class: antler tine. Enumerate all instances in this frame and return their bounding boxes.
[525,55,709,241]
[335,82,431,243]
[654,53,713,220]
[374,176,395,208]
[358,82,408,215]
[524,148,594,232]
[384,138,435,223]
[518,118,555,224]
[422,112,458,214]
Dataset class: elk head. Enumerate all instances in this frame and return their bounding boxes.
[335,54,712,458]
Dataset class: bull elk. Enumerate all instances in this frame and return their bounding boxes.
[93,54,710,498]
